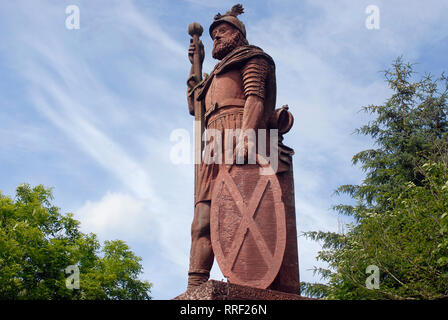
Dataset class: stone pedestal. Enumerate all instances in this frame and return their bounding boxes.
[174,280,313,300]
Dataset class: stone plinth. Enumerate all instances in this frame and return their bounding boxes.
[174,280,313,300]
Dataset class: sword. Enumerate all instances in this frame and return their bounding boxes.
[188,22,205,203]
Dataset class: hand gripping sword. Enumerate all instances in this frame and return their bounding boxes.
[188,22,205,203]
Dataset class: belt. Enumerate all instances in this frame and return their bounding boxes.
[206,107,244,130]
[204,98,246,120]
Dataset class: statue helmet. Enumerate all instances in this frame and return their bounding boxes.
[209,4,247,39]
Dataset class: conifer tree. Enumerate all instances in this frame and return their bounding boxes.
[302,58,448,300]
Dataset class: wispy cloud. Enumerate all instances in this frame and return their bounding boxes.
[2,0,191,297]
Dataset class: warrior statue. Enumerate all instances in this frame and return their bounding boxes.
[186,4,300,295]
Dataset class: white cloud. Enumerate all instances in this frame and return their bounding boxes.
[76,192,147,238]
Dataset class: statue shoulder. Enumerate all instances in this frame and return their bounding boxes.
[238,46,275,71]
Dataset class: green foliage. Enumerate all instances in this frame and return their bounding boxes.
[302,58,448,300]
[0,184,152,300]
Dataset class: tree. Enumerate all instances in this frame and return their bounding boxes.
[0,184,152,300]
[302,58,448,300]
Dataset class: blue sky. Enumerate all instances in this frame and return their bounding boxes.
[0,0,447,299]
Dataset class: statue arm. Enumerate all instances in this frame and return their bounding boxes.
[235,57,269,160]
[187,66,196,116]
[241,57,269,131]
[241,95,264,132]
[186,38,204,116]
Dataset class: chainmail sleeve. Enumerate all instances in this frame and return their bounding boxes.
[241,57,269,100]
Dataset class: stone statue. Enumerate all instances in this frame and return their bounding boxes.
[186,4,300,295]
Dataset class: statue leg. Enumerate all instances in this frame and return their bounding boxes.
[187,200,214,289]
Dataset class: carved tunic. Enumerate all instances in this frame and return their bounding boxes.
[192,46,276,205]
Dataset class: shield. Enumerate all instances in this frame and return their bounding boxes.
[210,158,286,289]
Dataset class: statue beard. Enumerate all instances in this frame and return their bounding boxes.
[212,31,244,60]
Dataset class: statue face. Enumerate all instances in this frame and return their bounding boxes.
[211,22,241,60]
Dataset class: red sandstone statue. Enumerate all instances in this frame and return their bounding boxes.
[186,4,300,295]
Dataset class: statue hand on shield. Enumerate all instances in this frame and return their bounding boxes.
[234,134,256,165]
